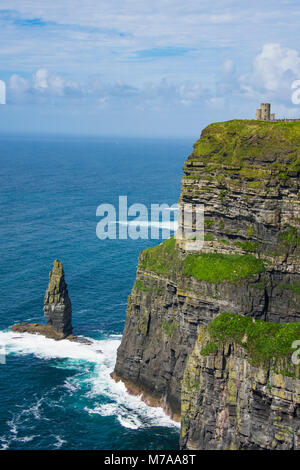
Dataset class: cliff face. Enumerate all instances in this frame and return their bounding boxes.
[178,120,300,272]
[113,120,300,447]
[181,314,300,450]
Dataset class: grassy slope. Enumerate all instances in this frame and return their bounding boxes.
[201,312,300,376]
[139,237,265,283]
[192,120,300,169]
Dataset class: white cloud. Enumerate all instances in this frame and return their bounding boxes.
[177,83,203,105]
[33,68,79,96]
[33,68,48,90]
[236,43,300,117]
[9,74,29,93]
[252,43,300,92]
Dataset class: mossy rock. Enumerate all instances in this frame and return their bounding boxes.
[140,237,266,284]
[203,312,300,377]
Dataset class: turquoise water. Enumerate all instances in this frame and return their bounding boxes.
[0,135,193,449]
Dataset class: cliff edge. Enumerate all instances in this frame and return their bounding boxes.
[113,120,300,448]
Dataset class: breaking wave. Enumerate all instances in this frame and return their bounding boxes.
[0,329,179,448]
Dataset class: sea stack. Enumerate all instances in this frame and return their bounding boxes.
[12,259,74,340]
[44,259,73,337]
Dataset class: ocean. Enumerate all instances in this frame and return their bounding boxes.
[0,134,194,450]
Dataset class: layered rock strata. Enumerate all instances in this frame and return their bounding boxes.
[12,259,74,341]
[181,314,300,450]
[114,120,300,447]
[44,259,72,336]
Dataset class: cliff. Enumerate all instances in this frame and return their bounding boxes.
[113,120,300,448]
[181,313,300,450]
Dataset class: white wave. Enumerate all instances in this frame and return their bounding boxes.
[113,220,178,231]
[5,411,40,448]
[0,329,180,433]
[84,403,119,417]
[21,399,45,421]
[63,380,79,393]
[117,415,141,430]
[0,330,108,363]
[16,435,37,443]
[52,435,67,449]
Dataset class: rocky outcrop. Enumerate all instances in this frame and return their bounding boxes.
[44,259,72,336]
[12,259,74,341]
[11,322,74,341]
[114,120,300,448]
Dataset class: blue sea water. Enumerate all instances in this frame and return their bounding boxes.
[0,134,194,450]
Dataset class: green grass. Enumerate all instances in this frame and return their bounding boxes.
[183,252,265,283]
[247,181,261,189]
[276,283,300,295]
[234,240,258,253]
[200,341,219,355]
[204,233,214,241]
[139,237,181,276]
[192,120,300,163]
[278,225,300,247]
[134,280,151,292]
[204,219,214,228]
[140,238,266,283]
[188,120,300,180]
[160,320,179,337]
[206,312,300,374]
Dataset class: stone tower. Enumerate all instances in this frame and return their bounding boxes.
[256,103,275,120]
[44,259,72,337]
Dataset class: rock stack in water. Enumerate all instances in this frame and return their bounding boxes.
[12,259,74,340]
[44,259,73,337]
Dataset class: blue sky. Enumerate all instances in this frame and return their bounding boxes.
[1,0,300,137]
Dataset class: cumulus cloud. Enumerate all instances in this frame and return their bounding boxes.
[33,69,48,90]
[9,74,29,93]
[253,43,300,91]
[241,43,300,103]
[33,68,79,96]
[7,68,81,103]
[5,43,300,121]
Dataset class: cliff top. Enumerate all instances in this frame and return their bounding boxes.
[189,119,300,171]
[200,312,300,377]
[139,237,266,283]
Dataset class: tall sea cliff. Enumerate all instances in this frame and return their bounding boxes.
[113,120,300,449]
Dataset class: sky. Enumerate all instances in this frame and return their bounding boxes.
[1,0,300,137]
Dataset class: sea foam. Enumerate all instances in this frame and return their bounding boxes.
[0,330,179,435]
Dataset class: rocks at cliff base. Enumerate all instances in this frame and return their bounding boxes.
[11,321,71,341]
